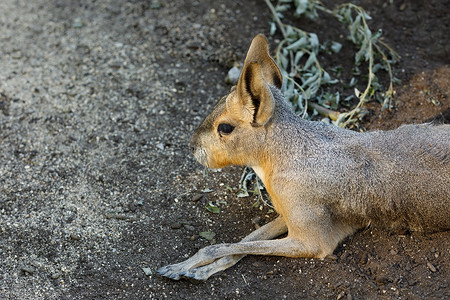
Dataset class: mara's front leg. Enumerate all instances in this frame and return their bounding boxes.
[157,216,287,281]
[158,205,358,281]
[158,237,317,281]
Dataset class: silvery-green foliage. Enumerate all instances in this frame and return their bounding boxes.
[267,0,398,126]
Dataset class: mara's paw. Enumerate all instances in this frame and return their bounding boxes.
[157,263,213,282]
[156,264,185,281]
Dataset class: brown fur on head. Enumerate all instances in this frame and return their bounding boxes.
[190,34,282,169]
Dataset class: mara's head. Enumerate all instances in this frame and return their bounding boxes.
[190,34,283,169]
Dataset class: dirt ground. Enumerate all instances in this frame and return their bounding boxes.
[0,0,448,299]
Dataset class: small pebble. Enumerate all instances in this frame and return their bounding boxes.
[225,66,241,85]
[426,261,437,272]
[20,265,35,274]
[128,202,137,212]
[192,194,203,202]
[408,280,417,286]
[251,216,261,225]
[70,233,81,240]
[150,0,162,9]
[11,51,22,59]
[170,222,182,229]
[184,224,195,231]
[376,274,389,285]
[109,61,122,69]
[359,252,368,264]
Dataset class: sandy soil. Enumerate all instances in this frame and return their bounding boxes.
[0,0,448,299]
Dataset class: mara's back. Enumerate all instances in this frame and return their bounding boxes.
[333,123,450,232]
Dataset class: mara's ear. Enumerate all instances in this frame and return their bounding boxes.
[243,34,282,89]
[232,61,274,126]
[227,35,281,126]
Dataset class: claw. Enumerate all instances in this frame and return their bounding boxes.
[180,271,204,283]
[156,266,168,276]
[179,268,210,282]
[169,273,180,280]
[156,265,181,280]
[180,271,192,278]
[156,262,211,282]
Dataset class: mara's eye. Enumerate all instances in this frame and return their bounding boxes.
[217,123,235,135]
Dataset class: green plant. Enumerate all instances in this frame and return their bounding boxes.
[264,0,399,127]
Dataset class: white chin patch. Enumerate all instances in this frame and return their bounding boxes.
[193,148,209,167]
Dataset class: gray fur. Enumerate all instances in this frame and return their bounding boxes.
[267,87,450,233]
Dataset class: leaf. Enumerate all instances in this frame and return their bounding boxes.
[218,199,228,205]
[303,52,316,70]
[364,27,372,40]
[286,37,307,51]
[334,92,341,107]
[270,22,277,36]
[372,63,383,73]
[294,50,305,65]
[302,72,319,87]
[142,267,152,276]
[279,54,288,70]
[372,28,383,40]
[322,71,331,84]
[285,25,294,37]
[381,100,389,111]
[344,95,354,102]
[308,33,319,49]
[341,7,352,24]
[362,11,372,20]
[350,15,361,43]
[355,47,366,65]
[294,0,308,16]
[206,202,220,213]
[237,190,249,198]
[331,41,342,53]
[225,185,233,192]
[276,4,291,12]
[199,231,216,240]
